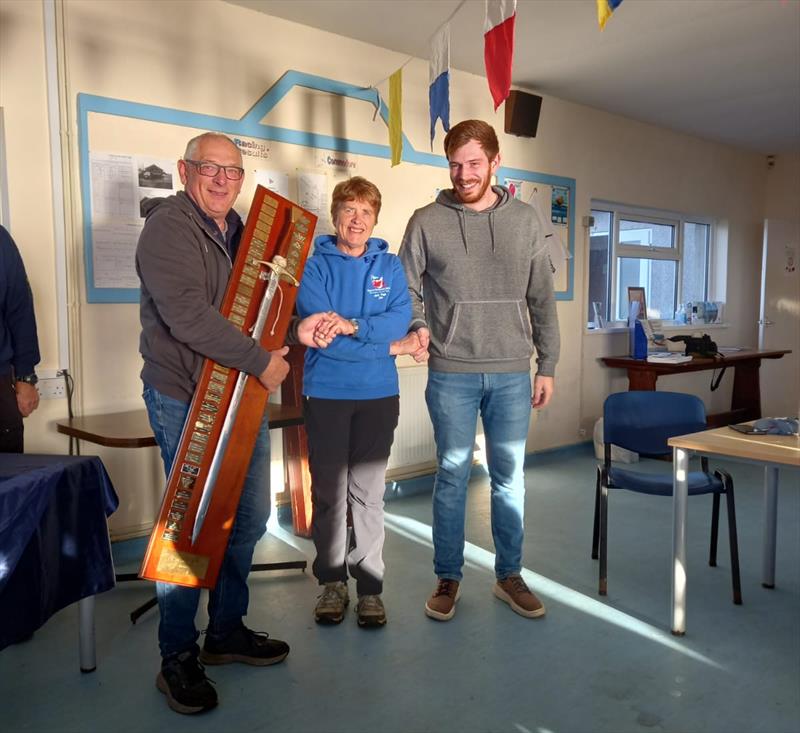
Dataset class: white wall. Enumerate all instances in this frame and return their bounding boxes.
[0,0,782,535]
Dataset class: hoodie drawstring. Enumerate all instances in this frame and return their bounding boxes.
[458,209,469,254]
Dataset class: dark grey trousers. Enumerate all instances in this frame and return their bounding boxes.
[303,395,399,596]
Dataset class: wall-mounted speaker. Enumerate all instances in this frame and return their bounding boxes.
[504,90,543,138]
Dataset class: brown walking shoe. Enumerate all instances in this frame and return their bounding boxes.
[494,575,546,618]
[425,579,461,621]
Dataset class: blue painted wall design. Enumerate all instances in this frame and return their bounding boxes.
[78,70,575,303]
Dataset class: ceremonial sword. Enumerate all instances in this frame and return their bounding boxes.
[190,253,297,545]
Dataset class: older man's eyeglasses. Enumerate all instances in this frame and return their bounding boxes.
[184,159,244,181]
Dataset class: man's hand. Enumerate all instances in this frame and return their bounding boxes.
[296,312,340,349]
[410,327,430,363]
[390,331,427,358]
[258,346,290,392]
[16,382,39,417]
[532,375,554,409]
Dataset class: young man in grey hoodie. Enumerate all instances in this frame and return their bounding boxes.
[398,119,560,622]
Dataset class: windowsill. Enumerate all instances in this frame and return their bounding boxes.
[585,322,730,336]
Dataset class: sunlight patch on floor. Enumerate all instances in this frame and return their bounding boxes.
[384,511,722,669]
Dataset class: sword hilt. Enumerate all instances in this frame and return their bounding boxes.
[255,255,299,286]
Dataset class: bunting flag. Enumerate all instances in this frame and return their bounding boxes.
[597,0,624,30]
[429,24,451,148]
[389,68,403,167]
[484,0,517,111]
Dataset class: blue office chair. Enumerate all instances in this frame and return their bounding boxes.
[591,391,742,604]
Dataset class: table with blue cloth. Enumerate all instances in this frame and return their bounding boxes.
[0,454,118,671]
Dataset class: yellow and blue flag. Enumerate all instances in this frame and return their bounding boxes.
[389,68,403,167]
[597,0,623,30]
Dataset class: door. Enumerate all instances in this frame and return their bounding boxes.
[758,219,800,417]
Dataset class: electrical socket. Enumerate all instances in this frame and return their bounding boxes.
[38,377,66,400]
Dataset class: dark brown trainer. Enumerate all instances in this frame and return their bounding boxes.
[425,579,461,621]
[494,575,546,618]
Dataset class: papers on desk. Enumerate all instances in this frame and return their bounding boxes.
[646,352,692,364]
[718,346,745,353]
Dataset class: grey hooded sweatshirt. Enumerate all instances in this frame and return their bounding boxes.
[398,186,560,376]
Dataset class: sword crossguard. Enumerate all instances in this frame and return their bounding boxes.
[254,256,299,287]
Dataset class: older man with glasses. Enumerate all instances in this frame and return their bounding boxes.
[136,132,329,715]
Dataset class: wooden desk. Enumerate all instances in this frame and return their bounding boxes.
[600,349,790,427]
[668,425,800,635]
[56,403,303,448]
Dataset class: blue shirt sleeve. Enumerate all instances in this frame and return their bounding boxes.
[355,257,412,344]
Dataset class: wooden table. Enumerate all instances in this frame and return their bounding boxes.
[668,425,800,635]
[56,403,303,448]
[600,349,790,427]
[56,350,313,540]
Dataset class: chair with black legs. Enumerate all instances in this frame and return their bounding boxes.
[591,391,742,605]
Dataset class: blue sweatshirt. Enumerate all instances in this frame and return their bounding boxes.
[0,226,40,378]
[296,235,411,400]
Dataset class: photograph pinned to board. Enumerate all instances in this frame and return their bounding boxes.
[504,177,524,200]
[550,185,569,225]
[253,169,290,199]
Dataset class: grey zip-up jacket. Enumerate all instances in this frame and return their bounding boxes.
[136,191,271,402]
[398,186,560,376]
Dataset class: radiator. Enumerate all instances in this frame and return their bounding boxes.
[388,365,436,475]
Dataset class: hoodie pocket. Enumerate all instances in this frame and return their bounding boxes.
[442,300,533,362]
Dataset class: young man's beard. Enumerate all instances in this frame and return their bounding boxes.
[455,175,492,204]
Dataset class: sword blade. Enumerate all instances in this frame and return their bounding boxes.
[190,267,281,545]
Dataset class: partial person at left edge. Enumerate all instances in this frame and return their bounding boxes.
[0,225,41,453]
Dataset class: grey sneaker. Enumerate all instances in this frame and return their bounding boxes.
[356,594,386,627]
[314,581,349,624]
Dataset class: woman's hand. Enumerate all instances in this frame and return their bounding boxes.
[314,312,356,341]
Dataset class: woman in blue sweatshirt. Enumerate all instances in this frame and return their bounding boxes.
[296,177,416,627]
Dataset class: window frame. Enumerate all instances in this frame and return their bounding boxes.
[590,200,715,326]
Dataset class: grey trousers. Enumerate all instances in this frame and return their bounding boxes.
[303,395,399,595]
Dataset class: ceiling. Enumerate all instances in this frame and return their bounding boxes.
[226,0,800,155]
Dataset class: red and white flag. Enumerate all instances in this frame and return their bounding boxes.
[484,0,516,110]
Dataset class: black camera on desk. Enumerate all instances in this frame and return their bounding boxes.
[669,334,721,358]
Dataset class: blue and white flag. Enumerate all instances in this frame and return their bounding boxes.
[429,23,451,148]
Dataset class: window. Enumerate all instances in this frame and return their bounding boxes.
[587,202,712,327]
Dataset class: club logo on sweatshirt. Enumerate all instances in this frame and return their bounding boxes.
[367,274,390,300]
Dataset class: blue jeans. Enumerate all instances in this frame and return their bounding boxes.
[425,371,532,581]
[143,384,271,658]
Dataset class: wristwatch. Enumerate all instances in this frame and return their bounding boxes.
[349,318,360,336]
[16,373,38,386]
